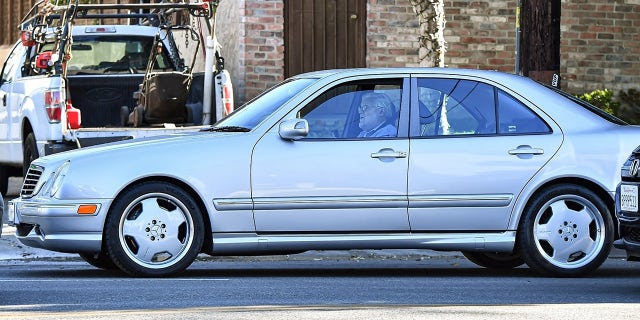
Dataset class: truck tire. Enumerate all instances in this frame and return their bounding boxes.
[0,165,8,196]
[23,133,39,177]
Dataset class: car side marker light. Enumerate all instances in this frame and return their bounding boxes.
[77,204,98,215]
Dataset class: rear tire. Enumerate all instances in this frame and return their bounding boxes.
[461,251,525,269]
[517,184,613,277]
[22,132,39,177]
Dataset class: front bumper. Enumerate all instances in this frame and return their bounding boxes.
[615,182,640,260]
[7,197,112,253]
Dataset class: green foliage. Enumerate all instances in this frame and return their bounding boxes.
[575,89,640,124]
[617,89,640,125]
[576,89,619,115]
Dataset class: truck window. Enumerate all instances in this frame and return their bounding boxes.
[1,43,26,83]
[65,36,173,75]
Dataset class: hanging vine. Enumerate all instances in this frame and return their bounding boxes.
[409,0,446,67]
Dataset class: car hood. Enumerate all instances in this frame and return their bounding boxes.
[29,129,257,200]
[36,131,244,167]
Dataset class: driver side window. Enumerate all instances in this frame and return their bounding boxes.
[1,43,26,83]
[298,79,402,139]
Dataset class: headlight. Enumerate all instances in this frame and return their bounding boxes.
[46,161,71,198]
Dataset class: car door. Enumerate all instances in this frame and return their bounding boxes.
[407,76,563,231]
[251,77,411,232]
[0,43,26,159]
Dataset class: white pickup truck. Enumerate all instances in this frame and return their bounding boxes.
[0,1,233,196]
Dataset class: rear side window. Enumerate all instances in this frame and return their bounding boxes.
[415,78,550,137]
[416,78,496,136]
[497,90,551,134]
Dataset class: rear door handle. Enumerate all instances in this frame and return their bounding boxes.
[371,149,407,159]
[508,146,544,155]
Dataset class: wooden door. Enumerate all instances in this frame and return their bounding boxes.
[284,0,366,78]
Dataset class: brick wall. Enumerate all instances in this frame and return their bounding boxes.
[443,0,517,73]
[560,0,640,94]
[366,0,421,67]
[365,0,517,72]
[212,1,640,103]
[238,0,285,103]
[4,1,640,102]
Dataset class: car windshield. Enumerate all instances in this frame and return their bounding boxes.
[213,78,316,130]
[546,85,628,125]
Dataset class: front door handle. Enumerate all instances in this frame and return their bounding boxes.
[508,146,544,155]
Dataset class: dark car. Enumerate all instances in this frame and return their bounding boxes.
[0,192,3,237]
[615,146,640,260]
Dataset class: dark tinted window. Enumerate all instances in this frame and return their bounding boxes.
[299,79,402,139]
[497,90,551,134]
[416,78,496,136]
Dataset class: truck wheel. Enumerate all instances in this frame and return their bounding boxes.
[517,184,613,277]
[461,251,524,269]
[79,252,119,270]
[0,165,8,196]
[23,133,39,176]
[104,182,204,277]
[120,106,130,126]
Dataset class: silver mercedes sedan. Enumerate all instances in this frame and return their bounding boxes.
[7,68,640,277]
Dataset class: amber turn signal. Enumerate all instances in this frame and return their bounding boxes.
[77,204,98,215]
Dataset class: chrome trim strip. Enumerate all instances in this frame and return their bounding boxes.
[253,196,408,210]
[213,194,511,211]
[212,198,253,211]
[408,194,513,208]
[210,231,517,254]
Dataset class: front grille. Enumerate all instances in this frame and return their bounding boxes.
[21,164,45,198]
[622,225,640,243]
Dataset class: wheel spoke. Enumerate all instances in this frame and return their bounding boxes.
[546,201,571,225]
[132,237,155,263]
[550,242,575,263]
[573,206,596,229]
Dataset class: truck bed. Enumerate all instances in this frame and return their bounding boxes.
[67,72,207,128]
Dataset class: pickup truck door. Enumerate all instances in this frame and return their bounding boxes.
[0,43,26,160]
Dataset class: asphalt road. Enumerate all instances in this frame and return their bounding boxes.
[1,257,640,320]
[3,177,640,320]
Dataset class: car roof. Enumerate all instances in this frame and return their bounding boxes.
[71,25,160,37]
[293,67,538,90]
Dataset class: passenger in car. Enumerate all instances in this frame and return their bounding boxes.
[357,92,397,138]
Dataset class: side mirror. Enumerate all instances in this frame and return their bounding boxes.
[279,119,309,140]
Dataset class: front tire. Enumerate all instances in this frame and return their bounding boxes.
[517,184,613,277]
[104,182,204,277]
[23,132,39,176]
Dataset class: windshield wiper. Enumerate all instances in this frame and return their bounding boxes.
[201,125,251,132]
